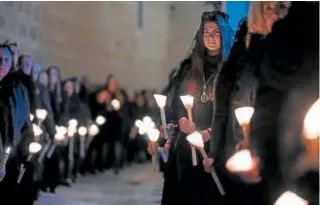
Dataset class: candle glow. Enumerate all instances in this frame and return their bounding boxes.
[186,132,204,148]
[225,149,254,173]
[180,95,194,108]
[78,126,88,136]
[274,191,308,205]
[154,94,167,108]
[89,124,99,136]
[96,116,106,125]
[33,124,43,137]
[303,99,320,139]
[68,119,78,128]
[147,128,160,142]
[36,109,48,120]
[111,99,121,111]
[234,107,254,125]
[29,142,42,154]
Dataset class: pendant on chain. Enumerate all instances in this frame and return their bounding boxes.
[201,92,209,103]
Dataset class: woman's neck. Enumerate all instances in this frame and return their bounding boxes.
[207,49,219,56]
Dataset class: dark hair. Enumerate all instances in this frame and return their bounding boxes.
[47,66,63,103]
[17,55,31,71]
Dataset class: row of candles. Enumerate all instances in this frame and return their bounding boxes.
[0,107,107,184]
[1,98,120,183]
[148,94,319,205]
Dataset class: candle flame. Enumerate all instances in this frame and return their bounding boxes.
[234,107,254,125]
[29,142,42,154]
[89,124,99,136]
[154,94,167,108]
[226,149,253,173]
[33,124,43,137]
[186,132,204,148]
[68,119,78,128]
[36,109,48,120]
[96,116,106,125]
[5,147,11,154]
[304,99,320,140]
[111,99,121,111]
[274,191,308,205]
[78,126,88,136]
[180,95,194,107]
[148,128,160,142]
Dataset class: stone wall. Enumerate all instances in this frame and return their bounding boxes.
[0,1,43,64]
[0,1,221,95]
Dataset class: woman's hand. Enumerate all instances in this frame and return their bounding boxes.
[203,157,215,173]
[179,117,195,135]
[147,141,159,156]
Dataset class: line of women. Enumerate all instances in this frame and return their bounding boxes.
[149,2,319,205]
[0,42,157,204]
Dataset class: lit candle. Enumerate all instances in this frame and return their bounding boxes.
[225,149,254,173]
[0,147,11,172]
[297,99,320,174]
[153,94,169,139]
[180,95,197,166]
[78,126,88,158]
[33,124,43,142]
[30,114,34,121]
[147,128,160,172]
[234,106,254,148]
[187,132,225,196]
[111,99,121,111]
[36,109,48,126]
[18,142,42,183]
[96,115,106,125]
[47,131,65,158]
[274,191,308,205]
[68,119,78,128]
[225,107,255,174]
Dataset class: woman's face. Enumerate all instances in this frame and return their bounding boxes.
[136,95,145,106]
[108,78,118,93]
[39,72,48,86]
[32,64,41,82]
[9,44,19,66]
[203,21,221,55]
[263,2,291,32]
[0,48,12,80]
[64,81,74,96]
[49,68,59,86]
[74,81,80,94]
[22,56,33,75]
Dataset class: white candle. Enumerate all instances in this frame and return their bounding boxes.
[148,128,160,172]
[154,94,169,139]
[180,95,197,166]
[78,126,87,158]
[187,132,225,196]
[0,147,11,171]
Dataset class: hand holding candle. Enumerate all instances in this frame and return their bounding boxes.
[18,142,42,183]
[147,128,160,172]
[274,191,308,205]
[180,95,197,166]
[187,132,225,196]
